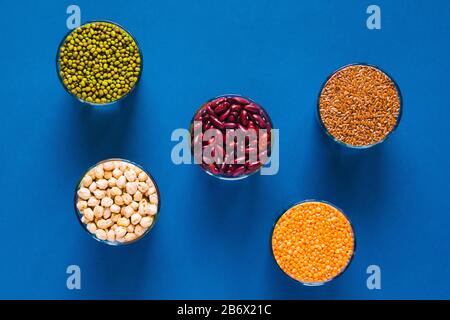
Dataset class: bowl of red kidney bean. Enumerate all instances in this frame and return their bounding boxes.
[190,94,273,180]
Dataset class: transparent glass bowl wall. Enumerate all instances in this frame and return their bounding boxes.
[189,94,274,181]
[316,63,403,149]
[56,21,143,107]
[271,200,356,286]
[74,158,160,246]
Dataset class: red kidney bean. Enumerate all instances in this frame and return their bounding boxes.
[239,110,249,126]
[206,105,216,115]
[230,96,250,105]
[212,97,227,107]
[250,113,267,128]
[244,103,261,113]
[203,120,211,131]
[208,163,220,174]
[219,108,231,121]
[191,95,272,178]
[230,104,242,113]
[238,123,247,132]
[223,122,238,129]
[232,166,246,177]
[227,115,236,123]
[246,162,261,172]
[209,116,224,129]
[215,102,230,114]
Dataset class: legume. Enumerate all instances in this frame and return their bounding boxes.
[272,201,354,284]
[58,21,142,105]
[319,64,401,147]
[75,159,159,244]
[190,95,273,179]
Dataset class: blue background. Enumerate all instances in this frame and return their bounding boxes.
[0,0,449,299]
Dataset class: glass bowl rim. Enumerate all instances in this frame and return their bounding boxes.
[73,158,161,246]
[56,20,144,107]
[270,199,356,286]
[188,93,275,181]
[316,62,403,149]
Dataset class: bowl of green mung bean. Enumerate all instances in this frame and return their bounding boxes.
[56,21,143,106]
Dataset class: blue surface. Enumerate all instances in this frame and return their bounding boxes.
[0,0,449,299]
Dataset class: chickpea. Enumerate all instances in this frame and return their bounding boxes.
[93,206,104,218]
[147,187,156,195]
[96,179,108,190]
[126,182,138,195]
[140,216,153,228]
[118,217,130,227]
[83,208,94,221]
[95,229,107,241]
[134,225,146,237]
[104,171,112,180]
[131,213,142,225]
[138,172,148,182]
[97,219,113,229]
[103,161,115,171]
[93,189,106,200]
[116,236,126,243]
[77,160,158,244]
[130,201,139,211]
[122,193,132,205]
[149,194,158,205]
[115,226,127,238]
[119,163,128,172]
[124,169,137,182]
[110,186,122,196]
[94,166,104,179]
[101,197,113,208]
[124,233,137,242]
[86,223,97,234]
[137,182,149,194]
[88,181,97,192]
[123,205,134,218]
[109,204,120,214]
[133,191,143,202]
[76,200,87,211]
[87,197,100,207]
[146,179,155,189]
[148,204,158,216]
[114,161,122,169]
[107,229,116,242]
[103,208,111,219]
[108,177,117,187]
[112,168,123,178]
[116,175,127,188]
[82,175,93,188]
[77,187,91,200]
[87,169,96,179]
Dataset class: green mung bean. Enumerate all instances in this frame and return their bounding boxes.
[58,21,141,104]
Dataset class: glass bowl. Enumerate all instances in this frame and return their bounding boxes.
[317,63,403,149]
[189,94,274,181]
[56,20,143,107]
[271,200,356,286]
[74,158,160,246]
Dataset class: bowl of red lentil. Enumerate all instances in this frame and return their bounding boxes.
[317,63,403,149]
[271,200,355,286]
